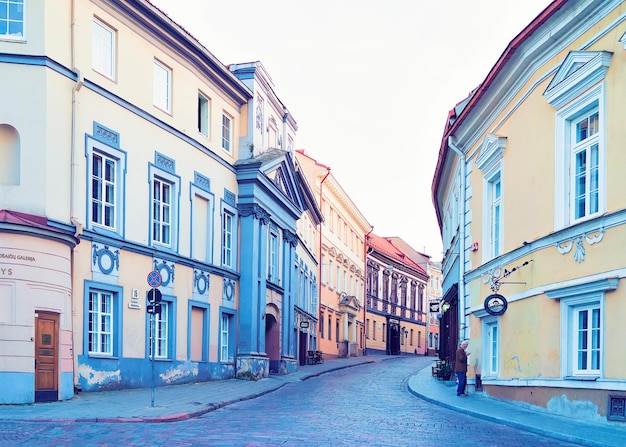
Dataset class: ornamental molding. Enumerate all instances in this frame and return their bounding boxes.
[476,134,506,174]
[237,203,270,224]
[555,228,604,263]
[91,243,120,276]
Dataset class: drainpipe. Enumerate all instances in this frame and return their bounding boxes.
[69,0,83,393]
[363,226,374,355]
[318,167,331,349]
[447,136,467,343]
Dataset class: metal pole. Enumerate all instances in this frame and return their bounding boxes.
[150,312,155,407]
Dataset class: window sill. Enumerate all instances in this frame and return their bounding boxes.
[88,354,118,360]
[564,375,599,381]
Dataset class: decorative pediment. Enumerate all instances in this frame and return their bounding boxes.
[544,51,612,110]
[339,294,361,312]
[476,134,506,174]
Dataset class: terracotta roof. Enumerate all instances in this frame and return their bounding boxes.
[368,233,427,275]
[0,209,65,233]
[431,0,567,227]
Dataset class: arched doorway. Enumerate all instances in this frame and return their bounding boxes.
[265,313,280,373]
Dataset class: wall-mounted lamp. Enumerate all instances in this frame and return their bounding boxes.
[441,302,451,313]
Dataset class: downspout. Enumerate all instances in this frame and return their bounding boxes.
[447,136,467,342]
[318,167,331,348]
[363,226,374,355]
[69,0,83,392]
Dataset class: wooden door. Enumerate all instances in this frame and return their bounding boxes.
[35,312,59,402]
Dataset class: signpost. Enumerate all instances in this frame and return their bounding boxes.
[146,270,162,407]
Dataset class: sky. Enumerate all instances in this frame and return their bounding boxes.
[151,0,553,262]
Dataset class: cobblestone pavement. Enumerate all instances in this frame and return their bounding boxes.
[0,357,583,447]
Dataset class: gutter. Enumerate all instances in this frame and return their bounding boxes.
[447,136,467,342]
[318,166,331,349]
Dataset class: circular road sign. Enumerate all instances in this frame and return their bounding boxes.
[147,270,163,288]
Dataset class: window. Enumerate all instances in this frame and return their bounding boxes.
[320,312,324,339]
[268,229,279,283]
[328,315,331,340]
[88,290,113,355]
[93,19,115,79]
[149,160,180,251]
[91,152,116,229]
[372,320,376,340]
[366,319,370,339]
[477,134,506,261]
[153,60,171,113]
[546,278,615,378]
[198,92,210,137]
[574,305,601,374]
[152,178,172,246]
[147,297,176,360]
[220,313,229,361]
[544,51,610,229]
[151,302,169,359]
[0,0,24,40]
[328,259,333,289]
[221,201,237,269]
[483,318,499,376]
[86,129,126,236]
[572,110,599,221]
[222,113,232,152]
[490,175,502,257]
[335,318,340,342]
[84,282,122,357]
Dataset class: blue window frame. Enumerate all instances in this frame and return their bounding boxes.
[84,281,123,357]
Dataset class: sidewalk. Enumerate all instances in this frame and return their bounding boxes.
[2,357,625,447]
[407,364,626,447]
[0,356,381,423]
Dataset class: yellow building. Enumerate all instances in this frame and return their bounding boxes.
[433,0,626,423]
[295,150,371,358]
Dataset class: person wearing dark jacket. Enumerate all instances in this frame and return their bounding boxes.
[455,340,470,396]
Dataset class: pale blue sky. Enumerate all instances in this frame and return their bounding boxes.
[151,0,553,261]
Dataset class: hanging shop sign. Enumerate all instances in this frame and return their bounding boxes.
[484,293,508,316]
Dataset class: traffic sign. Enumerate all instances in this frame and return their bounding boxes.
[147,288,162,304]
[147,270,162,288]
[147,303,162,315]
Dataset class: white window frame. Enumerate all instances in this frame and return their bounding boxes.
[554,86,606,229]
[153,302,169,359]
[149,165,180,251]
[268,228,280,284]
[92,18,116,80]
[545,51,610,231]
[86,137,126,236]
[561,293,604,378]
[88,290,113,356]
[489,172,502,258]
[220,313,229,361]
[0,0,25,41]
[221,113,232,152]
[198,92,210,137]
[221,202,237,269]
[482,317,499,377]
[153,59,172,113]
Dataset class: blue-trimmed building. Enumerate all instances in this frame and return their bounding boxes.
[231,62,322,377]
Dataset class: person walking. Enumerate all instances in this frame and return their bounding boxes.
[455,340,470,397]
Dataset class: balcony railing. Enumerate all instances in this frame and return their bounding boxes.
[366,293,426,323]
